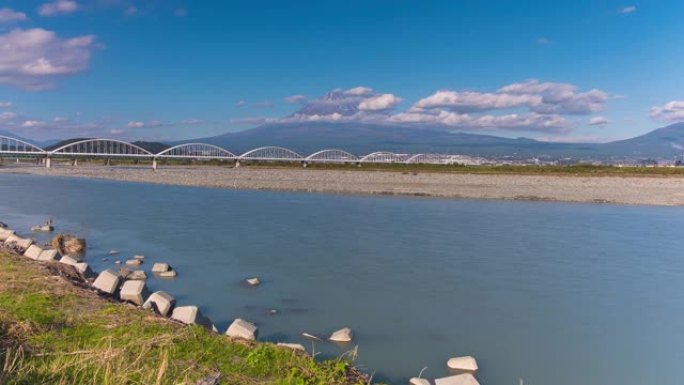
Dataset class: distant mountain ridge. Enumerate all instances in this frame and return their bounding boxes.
[4,123,684,160]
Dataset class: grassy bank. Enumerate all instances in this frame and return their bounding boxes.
[0,252,371,385]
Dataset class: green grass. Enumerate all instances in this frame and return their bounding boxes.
[0,253,373,385]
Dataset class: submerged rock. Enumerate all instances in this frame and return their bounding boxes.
[447,356,478,372]
[246,277,260,286]
[108,250,119,255]
[329,327,353,342]
[92,269,122,295]
[225,318,258,341]
[125,259,143,266]
[301,332,322,341]
[434,374,480,385]
[143,291,176,317]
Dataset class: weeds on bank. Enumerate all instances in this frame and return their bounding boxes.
[0,253,372,385]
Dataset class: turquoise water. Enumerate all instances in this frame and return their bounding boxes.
[1,172,683,385]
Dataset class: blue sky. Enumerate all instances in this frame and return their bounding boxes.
[0,0,683,142]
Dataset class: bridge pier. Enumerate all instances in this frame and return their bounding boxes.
[235,160,241,168]
[302,161,308,168]
[72,158,78,166]
[152,158,157,170]
[45,157,51,168]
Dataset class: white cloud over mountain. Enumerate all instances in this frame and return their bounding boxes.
[650,101,684,123]
[0,28,97,90]
[277,80,611,133]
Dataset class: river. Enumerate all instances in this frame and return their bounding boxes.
[1,172,683,385]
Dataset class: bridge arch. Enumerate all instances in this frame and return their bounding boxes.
[49,139,153,157]
[405,153,451,164]
[359,151,405,163]
[155,143,236,159]
[239,146,303,161]
[305,149,359,163]
[0,136,46,155]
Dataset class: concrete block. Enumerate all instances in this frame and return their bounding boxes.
[24,244,43,260]
[170,306,214,330]
[129,270,147,280]
[434,374,480,385]
[0,228,15,242]
[225,318,258,340]
[409,378,432,385]
[75,262,96,278]
[59,255,80,266]
[159,269,177,278]
[120,280,149,306]
[92,269,122,294]
[125,259,142,266]
[447,356,478,372]
[37,249,59,261]
[151,263,169,273]
[5,234,33,250]
[329,327,353,342]
[142,291,175,317]
[277,342,306,352]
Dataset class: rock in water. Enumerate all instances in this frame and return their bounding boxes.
[143,291,176,317]
[246,277,260,286]
[125,259,143,266]
[447,356,478,372]
[434,374,480,385]
[225,318,258,340]
[329,327,353,342]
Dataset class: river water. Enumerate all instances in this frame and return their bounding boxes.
[1,172,683,385]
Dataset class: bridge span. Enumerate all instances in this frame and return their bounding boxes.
[0,136,485,168]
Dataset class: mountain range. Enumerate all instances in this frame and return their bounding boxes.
[3,123,684,161]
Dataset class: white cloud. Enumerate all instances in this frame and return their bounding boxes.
[252,100,274,109]
[537,37,551,46]
[39,0,78,16]
[0,111,17,122]
[588,116,610,126]
[650,101,684,123]
[344,86,374,96]
[358,93,402,111]
[284,94,307,104]
[126,121,145,128]
[390,110,571,132]
[0,8,27,23]
[21,120,45,128]
[0,28,97,90]
[620,5,636,14]
[181,119,203,125]
[235,100,246,107]
[414,80,609,115]
[0,101,13,108]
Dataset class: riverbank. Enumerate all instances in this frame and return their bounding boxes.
[2,165,684,206]
[0,250,370,385]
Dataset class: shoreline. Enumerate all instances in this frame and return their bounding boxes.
[3,165,684,206]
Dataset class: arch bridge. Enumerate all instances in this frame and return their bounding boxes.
[0,135,480,168]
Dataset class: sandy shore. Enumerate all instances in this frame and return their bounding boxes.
[3,165,684,206]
